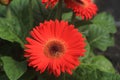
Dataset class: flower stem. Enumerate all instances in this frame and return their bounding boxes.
[47,6,57,20]
[29,0,33,29]
[56,0,63,20]
[63,73,66,80]
[71,12,76,24]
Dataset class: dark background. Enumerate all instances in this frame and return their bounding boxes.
[96,0,120,73]
[96,0,120,21]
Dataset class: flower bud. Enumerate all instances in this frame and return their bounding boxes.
[0,0,12,6]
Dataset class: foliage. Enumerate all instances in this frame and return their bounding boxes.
[1,57,27,80]
[0,0,119,80]
[67,64,120,80]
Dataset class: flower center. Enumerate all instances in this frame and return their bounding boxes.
[44,39,66,58]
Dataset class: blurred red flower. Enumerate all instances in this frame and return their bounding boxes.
[24,20,86,77]
[0,0,12,5]
[42,0,98,20]
[64,0,98,20]
[42,0,58,8]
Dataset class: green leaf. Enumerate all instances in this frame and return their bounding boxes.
[80,39,95,63]
[6,0,58,40]
[1,56,27,80]
[9,0,49,38]
[80,41,92,62]
[62,12,73,21]
[9,0,31,38]
[0,5,7,17]
[88,25,115,51]
[0,9,24,46]
[32,0,49,21]
[67,64,120,80]
[87,12,117,51]
[0,58,2,68]
[99,72,120,80]
[92,12,116,34]
[91,55,115,73]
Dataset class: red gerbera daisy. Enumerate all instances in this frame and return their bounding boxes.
[42,0,58,8]
[24,20,86,77]
[64,0,98,20]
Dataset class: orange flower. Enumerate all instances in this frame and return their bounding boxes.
[24,20,86,77]
[64,0,98,20]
